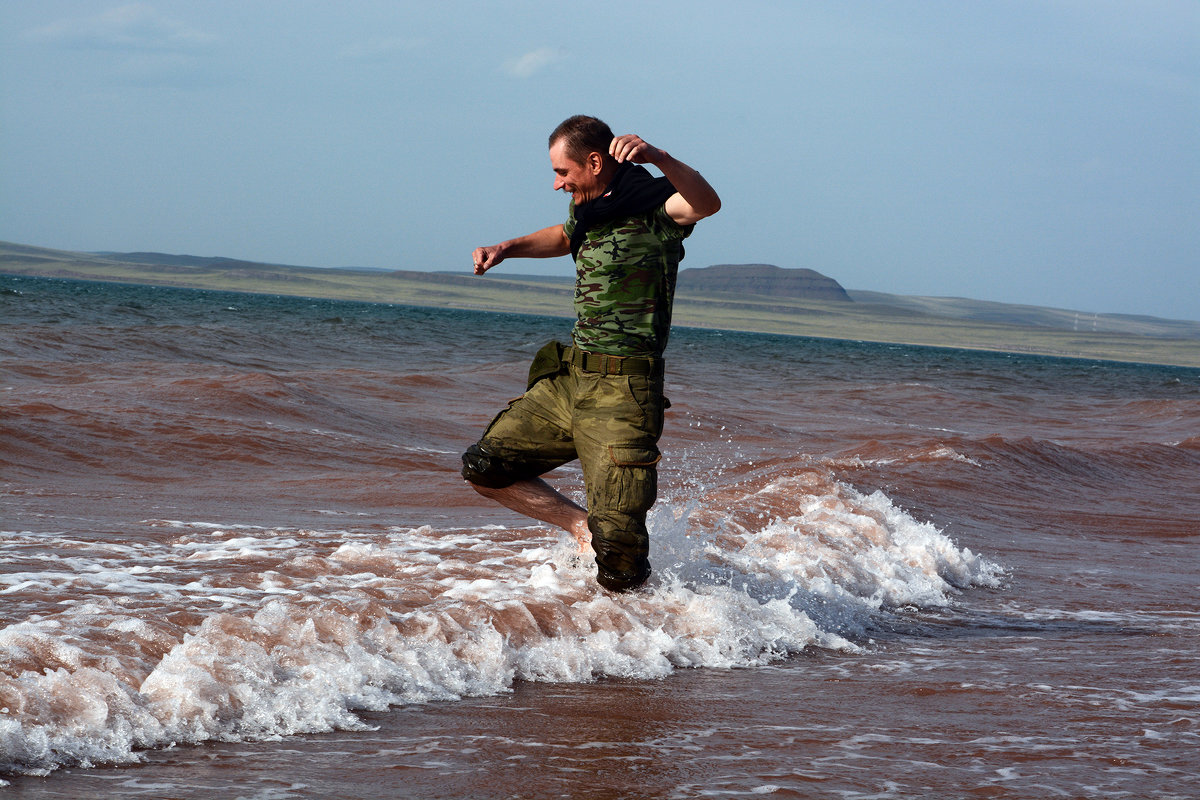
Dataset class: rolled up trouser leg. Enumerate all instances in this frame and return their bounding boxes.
[461,372,578,488]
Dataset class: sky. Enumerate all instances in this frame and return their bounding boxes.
[1,1,1197,321]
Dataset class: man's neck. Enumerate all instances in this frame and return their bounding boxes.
[579,163,620,205]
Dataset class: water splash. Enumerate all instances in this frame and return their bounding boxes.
[0,471,1001,779]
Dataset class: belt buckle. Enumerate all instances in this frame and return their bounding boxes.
[578,349,635,375]
[602,353,627,375]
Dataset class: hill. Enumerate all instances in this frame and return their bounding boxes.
[678,264,852,302]
[846,290,1200,339]
[2,241,1198,367]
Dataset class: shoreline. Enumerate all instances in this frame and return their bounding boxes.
[3,263,1199,369]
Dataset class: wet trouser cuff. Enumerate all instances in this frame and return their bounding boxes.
[596,562,652,592]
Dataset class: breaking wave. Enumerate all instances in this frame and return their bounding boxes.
[0,469,1000,779]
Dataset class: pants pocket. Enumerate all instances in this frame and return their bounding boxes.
[526,340,565,390]
[607,443,662,468]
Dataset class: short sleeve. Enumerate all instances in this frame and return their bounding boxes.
[563,202,577,239]
[650,204,694,242]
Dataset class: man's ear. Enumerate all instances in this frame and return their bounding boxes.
[586,151,605,175]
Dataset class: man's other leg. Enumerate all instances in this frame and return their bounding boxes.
[468,475,591,552]
[461,372,587,547]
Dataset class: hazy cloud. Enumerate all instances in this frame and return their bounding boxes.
[28,3,216,52]
[504,47,565,78]
[340,35,425,61]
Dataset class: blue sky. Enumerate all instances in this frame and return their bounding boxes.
[2,1,1197,320]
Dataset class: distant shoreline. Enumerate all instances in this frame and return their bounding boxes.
[2,241,1198,369]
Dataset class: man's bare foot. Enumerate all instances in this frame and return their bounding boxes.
[569,519,592,554]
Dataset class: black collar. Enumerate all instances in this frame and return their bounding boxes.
[569,162,677,260]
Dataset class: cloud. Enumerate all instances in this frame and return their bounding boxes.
[28,3,216,52]
[504,47,565,78]
[340,36,425,61]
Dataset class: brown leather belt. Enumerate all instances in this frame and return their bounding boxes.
[566,347,662,377]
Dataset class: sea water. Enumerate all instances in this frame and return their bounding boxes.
[2,275,1198,798]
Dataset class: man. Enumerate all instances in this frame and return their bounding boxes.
[461,115,720,591]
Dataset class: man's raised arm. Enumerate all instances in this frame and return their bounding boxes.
[609,134,721,226]
[473,225,571,275]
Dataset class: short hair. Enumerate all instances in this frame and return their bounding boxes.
[549,115,614,164]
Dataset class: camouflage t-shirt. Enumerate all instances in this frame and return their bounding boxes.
[564,202,693,358]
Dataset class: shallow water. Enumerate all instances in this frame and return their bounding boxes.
[2,276,1198,798]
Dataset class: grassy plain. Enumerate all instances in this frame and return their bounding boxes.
[3,242,1198,368]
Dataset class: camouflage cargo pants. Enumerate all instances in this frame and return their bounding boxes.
[461,343,665,591]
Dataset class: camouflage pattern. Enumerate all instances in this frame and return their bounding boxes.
[461,357,664,591]
[564,203,692,358]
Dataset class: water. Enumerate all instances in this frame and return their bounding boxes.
[2,275,1198,798]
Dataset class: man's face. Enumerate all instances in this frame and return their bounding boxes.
[550,139,605,204]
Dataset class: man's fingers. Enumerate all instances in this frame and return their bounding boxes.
[472,247,492,274]
[610,134,657,164]
[610,134,645,163]
[613,143,640,163]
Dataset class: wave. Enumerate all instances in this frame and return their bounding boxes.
[817,428,1200,497]
[0,471,1001,779]
[965,433,1200,501]
[0,363,457,479]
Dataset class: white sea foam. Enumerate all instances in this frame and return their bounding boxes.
[0,475,1003,778]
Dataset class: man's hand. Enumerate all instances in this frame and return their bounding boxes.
[472,244,505,275]
[609,134,666,166]
[610,134,722,226]
[471,225,570,274]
